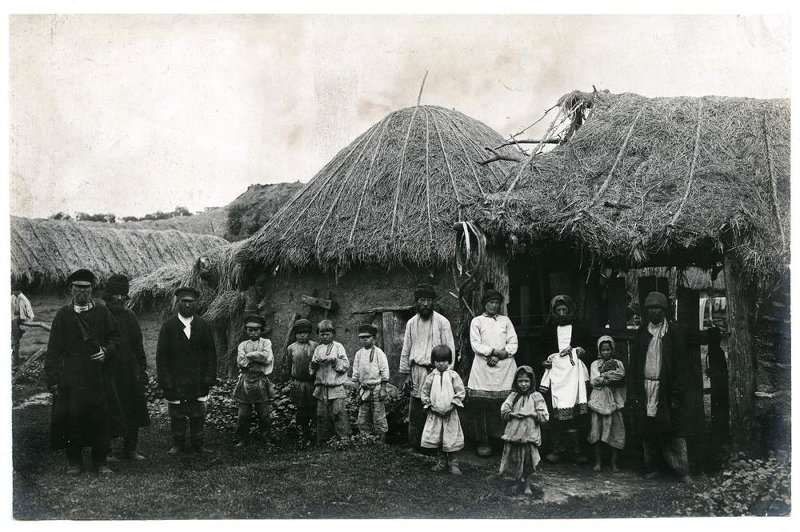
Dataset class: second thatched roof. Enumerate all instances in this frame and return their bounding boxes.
[239,105,522,272]
[477,91,790,285]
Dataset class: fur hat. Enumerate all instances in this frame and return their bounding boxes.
[317,319,335,334]
[104,274,130,297]
[481,288,504,307]
[67,268,96,286]
[413,283,436,300]
[357,324,378,337]
[292,318,312,334]
[644,291,668,311]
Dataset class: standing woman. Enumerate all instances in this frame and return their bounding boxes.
[467,289,519,457]
[103,274,150,461]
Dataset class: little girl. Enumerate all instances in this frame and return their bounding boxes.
[420,345,466,475]
[500,366,549,496]
[587,335,626,472]
[232,314,275,447]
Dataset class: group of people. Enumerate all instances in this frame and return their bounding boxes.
[41,270,696,490]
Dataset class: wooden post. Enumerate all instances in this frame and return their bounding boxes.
[677,287,706,470]
[606,276,628,331]
[723,253,757,451]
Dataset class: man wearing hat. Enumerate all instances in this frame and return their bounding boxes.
[11,279,34,367]
[352,324,390,440]
[45,268,124,474]
[103,274,150,461]
[398,283,456,451]
[156,286,217,455]
[467,287,519,457]
[285,318,318,446]
[629,291,694,485]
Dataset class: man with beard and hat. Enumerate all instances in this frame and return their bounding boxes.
[467,288,518,457]
[45,268,124,474]
[103,274,150,461]
[398,283,456,451]
[156,286,217,455]
[629,291,695,485]
[537,294,592,464]
[11,279,35,367]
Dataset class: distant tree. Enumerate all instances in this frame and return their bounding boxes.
[49,211,72,221]
[122,215,139,222]
[172,206,193,217]
[75,212,116,223]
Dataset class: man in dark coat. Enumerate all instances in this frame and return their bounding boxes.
[104,274,150,461]
[629,291,694,485]
[537,294,592,464]
[156,286,217,455]
[45,269,124,474]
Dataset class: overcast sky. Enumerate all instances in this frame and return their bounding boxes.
[8,14,791,218]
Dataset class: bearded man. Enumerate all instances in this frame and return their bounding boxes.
[398,283,456,450]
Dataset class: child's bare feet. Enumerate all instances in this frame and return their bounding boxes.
[523,479,533,496]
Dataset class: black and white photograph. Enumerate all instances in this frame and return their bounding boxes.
[4,1,793,522]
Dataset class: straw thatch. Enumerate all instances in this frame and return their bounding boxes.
[10,216,227,288]
[238,105,522,272]
[478,91,790,287]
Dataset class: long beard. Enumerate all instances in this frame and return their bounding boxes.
[417,307,432,319]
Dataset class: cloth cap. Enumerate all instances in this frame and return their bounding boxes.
[105,274,130,297]
[481,288,504,307]
[317,319,335,334]
[357,324,378,337]
[644,291,669,311]
[244,314,266,328]
[174,286,200,300]
[292,318,312,334]
[413,283,436,300]
[596,335,616,353]
[67,268,96,286]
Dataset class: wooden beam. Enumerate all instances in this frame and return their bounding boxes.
[301,295,333,309]
[723,253,757,452]
[352,305,415,315]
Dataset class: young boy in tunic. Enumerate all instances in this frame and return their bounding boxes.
[310,320,351,442]
[285,318,318,447]
[421,345,466,475]
[500,366,549,496]
[587,335,626,472]
[232,314,274,447]
[351,324,390,441]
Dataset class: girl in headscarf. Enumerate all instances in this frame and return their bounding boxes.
[499,366,549,496]
[587,335,626,472]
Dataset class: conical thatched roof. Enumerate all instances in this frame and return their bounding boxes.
[477,91,790,286]
[239,105,522,272]
[10,216,227,289]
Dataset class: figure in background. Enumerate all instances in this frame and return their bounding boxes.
[587,335,626,472]
[285,318,318,447]
[705,327,729,458]
[398,283,455,451]
[11,279,34,367]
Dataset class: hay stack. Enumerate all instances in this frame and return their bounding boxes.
[239,105,522,272]
[478,91,789,289]
[11,216,227,289]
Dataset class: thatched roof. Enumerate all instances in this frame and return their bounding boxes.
[238,105,522,272]
[477,91,790,285]
[10,216,227,288]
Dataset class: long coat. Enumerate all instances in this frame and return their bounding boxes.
[156,315,217,401]
[109,307,151,427]
[628,321,690,436]
[45,303,125,450]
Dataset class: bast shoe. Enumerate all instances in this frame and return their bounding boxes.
[476,443,492,457]
[448,460,463,476]
[193,446,214,454]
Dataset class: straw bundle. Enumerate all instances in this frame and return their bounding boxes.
[478,91,789,289]
[10,216,227,289]
[238,105,522,272]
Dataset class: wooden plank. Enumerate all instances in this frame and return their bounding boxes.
[352,305,414,315]
[301,295,333,309]
[723,254,757,451]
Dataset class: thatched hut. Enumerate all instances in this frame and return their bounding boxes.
[468,90,790,451]
[234,105,523,381]
[10,216,227,289]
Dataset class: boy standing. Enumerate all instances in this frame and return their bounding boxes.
[285,318,318,446]
[232,314,274,447]
[351,324,390,441]
[310,320,350,442]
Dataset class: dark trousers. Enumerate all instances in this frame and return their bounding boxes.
[548,416,587,455]
[235,401,271,442]
[123,424,140,454]
[316,398,350,442]
[408,396,427,448]
[168,400,207,450]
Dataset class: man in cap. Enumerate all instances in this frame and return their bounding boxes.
[103,274,150,461]
[467,288,519,457]
[11,279,34,367]
[398,283,456,451]
[156,286,217,455]
[629,291,694,485]
[45,268,124,474]
[285,318,318,446]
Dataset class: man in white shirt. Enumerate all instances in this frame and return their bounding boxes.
[398,283,456,451]
[11,280,34,367]
[467,288,518,457]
